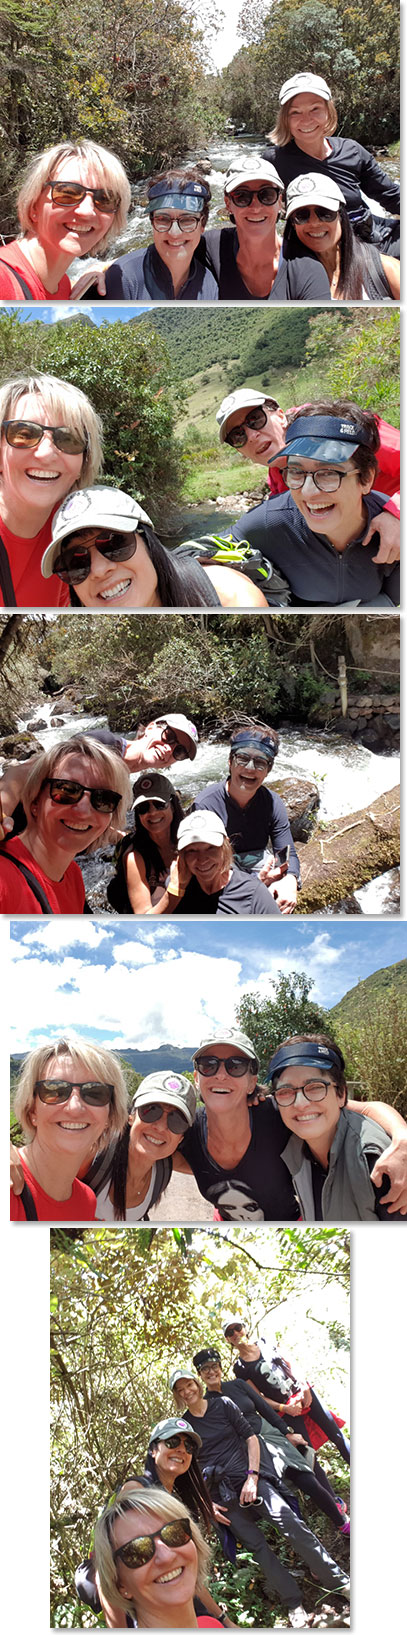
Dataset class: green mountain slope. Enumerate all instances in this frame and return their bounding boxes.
[328,960,407,1029]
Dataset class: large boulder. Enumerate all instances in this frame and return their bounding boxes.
[271,776,319,840]
[0,732,43,761]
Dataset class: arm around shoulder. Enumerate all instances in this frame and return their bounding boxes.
[204,565,268,607]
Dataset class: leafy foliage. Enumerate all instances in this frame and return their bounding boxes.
[236,971,336,1080]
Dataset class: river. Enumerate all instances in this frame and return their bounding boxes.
[16,703,400,915]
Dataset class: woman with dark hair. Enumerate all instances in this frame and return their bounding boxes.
[202,154,330,301]
[107,772,185,913]
[283,174,400,300]
[262,71,400,254]
[42,485,269,608]
[268,1032,405,1219]
[91,166,218,300]
[87,1072,197,1222]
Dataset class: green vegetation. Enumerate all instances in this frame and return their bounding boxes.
[237,972,334,1080]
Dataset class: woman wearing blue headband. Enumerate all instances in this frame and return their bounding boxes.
[269,1032,405,1220]
[89,166,218,301]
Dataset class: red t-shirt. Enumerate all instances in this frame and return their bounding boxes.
[10,1153,97,1221]
[0,836,85,914]
[0,242,71,301]
[0,512,70,608]
[267,411,400,516]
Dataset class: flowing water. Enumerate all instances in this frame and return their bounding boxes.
[14,704,400,914]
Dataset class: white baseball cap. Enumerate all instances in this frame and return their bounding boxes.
[224,155,282,195]
[155,714,198,760]
[216,388,274,443]
[279,72,331,105]
[42,486,153,578]
[177,811,226,851]
[194,1028,258,1064]
[285,172,345,218]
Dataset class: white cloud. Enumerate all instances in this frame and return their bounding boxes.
[14,922,114,957]
[9,948,244,1052]
[307,933,343,966]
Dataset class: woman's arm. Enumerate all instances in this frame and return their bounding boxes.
[146,855,191,916]
[348,1099,407,1214]
[380,254,400,299]
[204,565,268,607]
[125,849,154,914]
[198,1584,235,1625]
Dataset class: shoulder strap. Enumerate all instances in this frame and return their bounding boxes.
[0,846,54,911]
[20,1179,39,1220]
[0,259,34,299]
[0,532,17,607]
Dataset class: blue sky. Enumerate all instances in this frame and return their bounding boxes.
[4,304,148,326]
[9,920,406,1053]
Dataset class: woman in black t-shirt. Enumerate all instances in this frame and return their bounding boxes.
[203,155,331,302]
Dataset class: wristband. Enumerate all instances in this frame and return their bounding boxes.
[248,1468,259,1475]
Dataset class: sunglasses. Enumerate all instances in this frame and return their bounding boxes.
[47,180,119,211]
[274,1078,333,1107]
[229,185,280,207]
[152,212,202,232]
[114,1517,192,1569]
[225,1325,243,1336]
[159,726,187,761]
[285,467,352,493]
[291,205,338,224]
[34,1078,114,1106]
[194,1054,252,1077]
[138,1102,189,1134]
[137,799,170,815]
[233,750,270,770]
[43,777,121,813]
[2,419,87,454]
[53,529,138,585]
[163,1433,196,1453]
[225,404,279,449]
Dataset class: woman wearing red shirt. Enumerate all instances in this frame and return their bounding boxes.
[0,138,131,301]
[11,1036,129,1222]
[0,732,131,914]
[0,370,103,606]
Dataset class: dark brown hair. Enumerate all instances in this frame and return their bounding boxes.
[288,400,379,485]
[279,1031,348,1102]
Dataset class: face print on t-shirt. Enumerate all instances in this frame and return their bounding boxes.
[208,1180,265,1220]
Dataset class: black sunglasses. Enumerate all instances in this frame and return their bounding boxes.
[163,1433,196,1453]
[47,180,119,211]
[291,205,338,224]
[137,799,170,815]
[159,726,186,761]
[114,1516,192,1569]
[225,1324,243,1336]
[138,1102,189,1134]
[2,419,87,454]
[194,1054,252,1077]
[229,185,280,207]
[43,777,121,814]
[225,405,279,449]
[34,1079,114,1106]
[53,529,138,585]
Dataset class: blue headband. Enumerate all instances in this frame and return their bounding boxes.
[231,731,276,763]
[148,183,209,214]
[267,1040,344,1082]
[269,414,373,467]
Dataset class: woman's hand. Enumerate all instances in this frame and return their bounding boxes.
[239,1472,258,1504]
[363,509,400,563]
[286,1431,308,1447]
[70,265,109,299]
[370,1135,407,1214]
[212,1502,231,1525]
[272,872,298,915]
[167,854,191,899]
[10,1143,24,1195]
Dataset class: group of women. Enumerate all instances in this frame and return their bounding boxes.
[10,1027,407,1220]
[0,72,399,304]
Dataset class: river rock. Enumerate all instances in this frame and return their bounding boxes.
[296,784,400,912]
[49,716,65,727]
[25,718,48,731]
[271,776,319,840]
[0,732,43,760]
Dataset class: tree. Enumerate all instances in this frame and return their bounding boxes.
[236,971,336,1079]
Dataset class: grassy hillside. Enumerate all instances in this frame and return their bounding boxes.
[329,961,407,1029]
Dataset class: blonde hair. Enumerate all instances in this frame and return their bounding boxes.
[172,1376,204,1406]
[22,732,131,848]
[180,834,234,876]
[17,139,131,254]
[13,1034,130,1145]
[0,373,103,487]
[269,96,338,146]
[94,1483,210,1618]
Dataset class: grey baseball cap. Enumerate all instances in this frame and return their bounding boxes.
[148,1415,202,1451]
[216,388,271,443]
[194,1028,258,1066]
[41,486,153,577]
[224,155,282,195]
[169,1367,199,1391]
[285,172,345,219]
[132,772,175,810]
[131,1072,196,1126]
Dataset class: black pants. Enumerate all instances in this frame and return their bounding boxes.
[226,1477,346,1610]
[286,1464,343,1528]
[283,1389,350,1465]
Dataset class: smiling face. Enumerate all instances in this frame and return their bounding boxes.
[194,1045,257,1113]
[287,455,373,547]
[130,1104,185,1163]
[28,154,118,263]
[151,1436,193,1483]
[225,401,286,465]
[29,750,116,860]
[71,528,160,609]
[0,393,84,532]
[151,209,205,281]
[138,800,173,841]
[288,93,330,146]
[225,186,280,244]
[275,1064,345,1155]
[112,1506,198,1618]
[228,751,270,805]
[292,207,341,259]
[198,1359,222,1391]
[30,1054,111,1160]
[174,1378,202,1411]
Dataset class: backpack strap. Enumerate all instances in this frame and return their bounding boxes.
[0,260,34,299]
[0,846,54,911]
[0,532,17,606]
[20,1179,39,1220]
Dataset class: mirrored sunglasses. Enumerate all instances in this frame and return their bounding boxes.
[114,1517,192,1569]
[291,205,338,224]
[34,1079,114,1106]
[2,419,87,454]
[229,185,280,207]
[274,1078,333,1107]
[152,212,202,232]
[47,180,119,211]
[53,530,138,584]
[43,777,121,813]
[138,1101,189,1134]
[194,1054,251,1077]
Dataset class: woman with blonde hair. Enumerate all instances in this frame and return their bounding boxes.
[0,371,103,607]
[0,732,131,913]
[0,139,131,300]
[93,1484,221,1628]
[10,1035,129,1221]
[150,810,281,916]
[262,71,400,254]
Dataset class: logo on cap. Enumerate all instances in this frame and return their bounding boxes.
[294,176,317,194]
[60,492,92,519]
[163,1074,183,1091]
[340,422,357,435]
[140,776,153,790]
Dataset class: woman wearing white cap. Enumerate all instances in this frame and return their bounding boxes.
[283,173,399,299]
[107,772,186,914]
[203,154,331,300]
[148,810,282,917]
[0,370,102,608]
[262,72,400,255]
[42,484,269,609]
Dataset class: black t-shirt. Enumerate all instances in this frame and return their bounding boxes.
[307,1142,395,1219]
[193,778,300,879]
[218,1379,284,1435]
[185,1394,253,1490]
[204,226,330,300]
[261,137,400,217]
[174,861,280,917]
[180,1102,300,1219]
[231,489,399,606]
[233,1351,301,1402]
